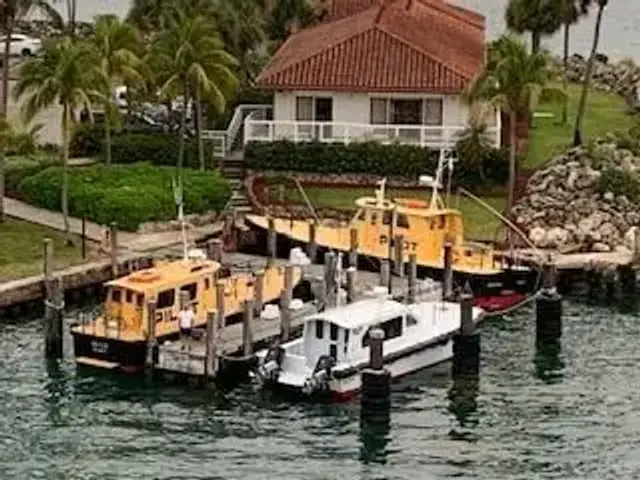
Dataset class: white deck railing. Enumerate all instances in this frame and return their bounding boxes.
[244,119,500,149]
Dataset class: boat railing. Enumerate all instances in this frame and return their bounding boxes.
[76,308,126,339]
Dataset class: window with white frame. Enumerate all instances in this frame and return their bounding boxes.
[295,96,313,121]
[369,97,443,126]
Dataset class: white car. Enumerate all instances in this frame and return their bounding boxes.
[0,33,42,57]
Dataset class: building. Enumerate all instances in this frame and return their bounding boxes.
[242,0,500,152]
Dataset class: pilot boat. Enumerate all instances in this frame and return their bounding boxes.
[246,157,535,312]
[71,251,304,372]
[254,294,483,401]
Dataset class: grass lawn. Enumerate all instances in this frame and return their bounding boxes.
[0,219,87,282]
[288,186,506,242]
[525,82,637,169]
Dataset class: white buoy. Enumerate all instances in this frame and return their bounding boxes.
[261,304,280,321]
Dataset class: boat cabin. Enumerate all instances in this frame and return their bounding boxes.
[103,258,223,335]
[301,299,418,367]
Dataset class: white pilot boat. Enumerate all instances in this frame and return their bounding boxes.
[254,294,484,401]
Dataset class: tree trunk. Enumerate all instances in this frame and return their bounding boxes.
[61,103,71,243]
[507,111,516,213]
[561,22,570,124]
[0,19,10,224]
[105,118,112,165]
[67,0,77,39]
[177,81,188,172]
[531,30,541,54]
[573,4,605,146]
[196,84,205,171]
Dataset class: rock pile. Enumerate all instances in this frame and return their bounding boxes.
[564,54,640,110]
[512,140,640,253]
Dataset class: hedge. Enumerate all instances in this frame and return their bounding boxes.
[244,140,508,189]
[17,163,231,231]
[5,155,59,198]
[70,124,209,168]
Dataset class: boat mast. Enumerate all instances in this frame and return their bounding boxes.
[173,176,188,260]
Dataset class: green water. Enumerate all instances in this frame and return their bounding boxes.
[1,299,639,479]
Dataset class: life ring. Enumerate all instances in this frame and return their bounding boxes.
[129,270,161,282]
[395,198,428,209]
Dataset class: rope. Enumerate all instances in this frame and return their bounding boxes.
[482,289,542,318]
[44,299,65,311]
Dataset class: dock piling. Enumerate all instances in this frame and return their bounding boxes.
[207,239,223,262]
[324,252,337,308]
[536,262,562,345]
[393,235,404,277]
[254,269,265,315]
[44,276,64,359]
[346,267,356,303]
[633,227,640,264]
[205,309,219,378]
[267,217,277,262]
[145,300,157,373]
[280,287,292,341]
[443,241,453,300]
[243,299,254,356]
[109,222,118,277]
[81,216,87,259]
[43,238,53,292]
[407,253,417,303]
[215,280,226,328]
[361,328,391,424]
[379,259,390,289]
[349,227,359,268]
[452,290,480,376]
[307,221,317,263]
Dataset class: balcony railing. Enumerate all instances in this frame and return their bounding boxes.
[244,119,500,149]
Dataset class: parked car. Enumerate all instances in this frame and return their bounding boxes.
[0,33,42,57]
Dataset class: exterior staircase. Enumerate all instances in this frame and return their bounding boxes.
[203,104,272,215]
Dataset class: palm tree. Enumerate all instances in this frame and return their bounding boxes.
[469,35,563,213]
[14,37,104,241]
[90,14,144,165]
[267,0,317,45]
[573,0,607,146]
[0,0,61,223]
[505,0,564,53]
[151,8,238,171]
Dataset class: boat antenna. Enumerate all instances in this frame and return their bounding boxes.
[173,175,188,260]
[376,178,386,208]
[444,149,456,208]
[429,150,446,209]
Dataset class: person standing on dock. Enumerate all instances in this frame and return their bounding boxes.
[179,304,195,339]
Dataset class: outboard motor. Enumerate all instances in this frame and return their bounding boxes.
[302,355,335,395]
[256,345,284,385]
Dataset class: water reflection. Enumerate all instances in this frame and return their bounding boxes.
[359,406,391,465]
[533,340,564,384]
[447,375,479,440]
[44,359,69,425]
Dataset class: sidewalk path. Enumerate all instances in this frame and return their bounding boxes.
[4,197,223,253]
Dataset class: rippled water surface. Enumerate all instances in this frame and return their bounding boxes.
[1,299,640,479]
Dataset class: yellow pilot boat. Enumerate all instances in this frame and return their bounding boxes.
[71,254,303,372]
[246,176,535,311]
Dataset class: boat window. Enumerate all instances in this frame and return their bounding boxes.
[344,329,350,354]
[330,323,338,341]
[329,344,337,360]
[362,316,404,347]
[204,278,210,290]
[439,215,446,229]
[382,210,392,225]
[315,320,324,339]
[157,289,175,309]
[465,249,472,257]
[181,282,198,300]
[406,315,418,326]
[356,210,366,221]
[111,288,121,303]
[370,212,378,225]
[397,214,409,229]
[136,294,143,307]
[125,290,133,303]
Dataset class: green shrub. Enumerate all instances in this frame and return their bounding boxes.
[5,155,59,198]
[17,163,231,231]
[245,140,508,189]
[69,123,103,158]
[597,168,640,201]
[109,133,202,168]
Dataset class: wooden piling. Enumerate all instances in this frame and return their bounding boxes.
[324,252,337,308]
[349,227,359,268]
[254,269,265,315]
[379,259,390,288]
[307,221,318,263]
[280,287,292,341]
[43,238,53,293]
[407,253,417,303]
[110,222,118,277]
[145,299,157,371]
[44,276,64,359]
[346,267,356,303]
[267,217,277,262]
[453,291,480,376]
[205,309,218,378]
[207,239,223,262]
[391,235,403,278]
[243,299,254,356]
[215,280,226,328]
[360,328,391,422]
[443,241,453,300]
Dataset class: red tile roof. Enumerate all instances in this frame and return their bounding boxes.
[257,0,486,93]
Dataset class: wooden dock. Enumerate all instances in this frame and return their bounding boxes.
[496,248,638,270]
